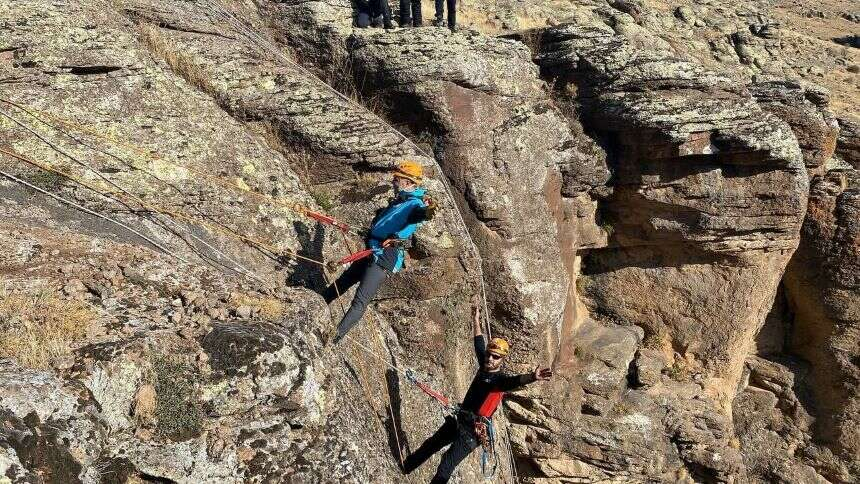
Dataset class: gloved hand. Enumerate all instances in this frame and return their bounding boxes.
[423,195,438,221]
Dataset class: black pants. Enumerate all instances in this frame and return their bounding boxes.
[434,0,455,28]
[399,0,422,26]
[322,258,390,343]
[403,415,480,483]
[355,0,393,28]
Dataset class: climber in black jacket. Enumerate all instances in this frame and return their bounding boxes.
[402,300,553,483]
[353,0,394,29]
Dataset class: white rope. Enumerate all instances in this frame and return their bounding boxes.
[207,4,519,476]
[1,106,265,284]
[0,168,188,263]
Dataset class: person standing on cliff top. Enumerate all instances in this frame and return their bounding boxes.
[433,0,456,30]
[402,301,553,483]
[353,0,395,29]
[399,0,423,27]
[320,160,436,344]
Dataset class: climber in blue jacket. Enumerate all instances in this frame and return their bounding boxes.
[321,160,436,344]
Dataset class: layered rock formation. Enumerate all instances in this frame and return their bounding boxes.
[1,0,858,483]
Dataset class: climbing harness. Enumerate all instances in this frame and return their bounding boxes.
[476,416,499,479]
[304,209,350,233]
[338,248,374,265]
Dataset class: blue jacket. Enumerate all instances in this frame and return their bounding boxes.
[367,187,427,273]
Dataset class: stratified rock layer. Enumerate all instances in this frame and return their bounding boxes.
[532,20,808,395]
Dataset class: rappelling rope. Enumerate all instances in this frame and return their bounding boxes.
[0,147,326,285]
[208,4,524,480]
[0,168,188,263]
[0,108,264,283]
[0,99,353,235]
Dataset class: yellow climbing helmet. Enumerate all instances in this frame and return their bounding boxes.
[487,338,510,357]
[393,160,424,184]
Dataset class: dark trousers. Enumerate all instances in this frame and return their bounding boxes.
[355,0,393,28]
[322,258,390,343]
[434,0,455,28]
[399,0,422,26]
[403,415,480,483]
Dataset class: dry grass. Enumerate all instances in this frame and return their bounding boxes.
[324,52,390,118]
[255,122,290,155]
[138,24,217,98]
[354,172,381,191]
[0,287,96,368]
[231,292,285,321]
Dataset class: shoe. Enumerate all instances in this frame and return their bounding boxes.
[384,21,395,30]
[432,18,445,27]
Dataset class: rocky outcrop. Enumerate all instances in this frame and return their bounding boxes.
[2,0,857,482]
[836,115,860,168]
[271,1,819,481]
[507,319,747,483]
[0,0,475,481]
[750,79,840,173]
[531,19,808,401]
[346,28,573,366]
[0,210,399,482]
[733,356,830,483]
[780,169,860,481]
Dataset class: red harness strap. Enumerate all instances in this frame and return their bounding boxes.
[304,209,350,233]
[337,249,374,265]
[415,380,450,407]
[477,390,504,418]
[406,369,450,408]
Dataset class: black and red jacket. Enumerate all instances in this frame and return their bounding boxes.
[459,335,537,419]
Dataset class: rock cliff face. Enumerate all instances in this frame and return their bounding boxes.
[1,0,858,483]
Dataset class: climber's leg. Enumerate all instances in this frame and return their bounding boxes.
[403,416,457,474]
[355,12,371,28]
[332,262,389,343]
[320,258,370,303]
[430,425,479,483]
[434,0,444,24]
[399,0,411,26]
[411,0,422,26]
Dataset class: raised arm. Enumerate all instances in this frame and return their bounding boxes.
[496,367,553,391]
[406,195,437,224]
[472,297,487,362]
[472,298,482,338]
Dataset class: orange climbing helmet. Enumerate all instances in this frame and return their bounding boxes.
[393,160,424,184]
[487,338,510,357]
